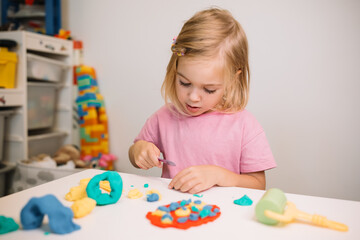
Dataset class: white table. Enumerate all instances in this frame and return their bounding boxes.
[0,169,359,239]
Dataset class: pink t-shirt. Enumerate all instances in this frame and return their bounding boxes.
[134,105,276,178]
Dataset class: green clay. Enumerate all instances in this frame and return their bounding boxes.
[255,188,287,225]
[0,216,19,235]
[234,194,253,206]
[144,183,149,188]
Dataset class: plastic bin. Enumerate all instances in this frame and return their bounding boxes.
[27,53,68,82]
[11,161,82,192]
[27,81,57,130]
[0,46,17,88]
[28,131,67,157]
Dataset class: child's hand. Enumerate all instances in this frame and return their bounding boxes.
[131,140,161,169]
[168,165,222,194]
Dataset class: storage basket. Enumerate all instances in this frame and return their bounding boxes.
[11,161,82,192]
[27,81,58,130]
[27,53,68,82]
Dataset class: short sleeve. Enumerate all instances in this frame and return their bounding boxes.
[239,113,276,173]
[134,113,160,146]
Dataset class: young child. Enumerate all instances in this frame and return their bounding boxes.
[129,7,276,194]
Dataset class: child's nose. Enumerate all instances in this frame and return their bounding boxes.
[189,88,201,102]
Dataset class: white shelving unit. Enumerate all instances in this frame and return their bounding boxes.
[0,31,73,165]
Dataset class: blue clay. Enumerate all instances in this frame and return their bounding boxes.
[0,216,19,235]
[169,202,180,211]
[161,214,173,221]
[194,200,202,204]
[208,211,216,217]
[86,171,123,206]
[177,217,188,223]
[20,194,80,234]
[147,193,159,202]
[189,213,199,221]
[158,206,169,212]
[213,208,220,213]
[203,205,212,211]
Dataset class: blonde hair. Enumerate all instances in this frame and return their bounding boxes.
[161,7,250,115]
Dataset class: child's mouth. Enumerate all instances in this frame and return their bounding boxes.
[186,104,200,113]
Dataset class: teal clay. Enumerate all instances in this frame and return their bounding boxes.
[0,216,19,235]
[86,171,123,206]
[234,194,253,206]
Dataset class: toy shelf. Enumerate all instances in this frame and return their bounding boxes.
[0,31,73,195]
[1,0,61,36]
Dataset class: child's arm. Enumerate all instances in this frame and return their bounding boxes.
[128,140,162,169]
[168,165,265,194]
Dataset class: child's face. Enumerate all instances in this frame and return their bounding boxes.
[175,57,224,116]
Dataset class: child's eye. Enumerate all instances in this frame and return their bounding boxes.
[179,80,191,87]
[204,88,216,94]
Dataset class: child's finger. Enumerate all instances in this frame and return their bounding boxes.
[169,170,192,190]
[188,183,204,194]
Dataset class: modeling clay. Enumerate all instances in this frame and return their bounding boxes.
[146,199,221,229]
[66,178,111,201]
[65,184,87,201]
[189,200,206,210]
[0,216,19,235]
[146,189,161,202]
[147,193,160,202]
[86,171,123,205]
[234,194,253,206]
[127,188,143,199]
[71,197,96,218]
[144,183,149,188]
[169,202,180,211]
[161,214,173,224]
[80,178,111,192]
[193,194,203,198]
[20,194,80,234]
[175,206,191,217]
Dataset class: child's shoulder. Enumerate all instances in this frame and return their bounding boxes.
[221,109,257,121]
[150,104,177,120]
[220,109,262,129]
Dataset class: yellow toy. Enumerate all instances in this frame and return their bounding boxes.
[255,188,348,232]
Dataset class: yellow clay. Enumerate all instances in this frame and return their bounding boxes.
[65,185,87,201]
[189,201,207,211]
[71,197,96,218]
[151,209,167,217]
[127,188,143,199]
[175,206,191,217]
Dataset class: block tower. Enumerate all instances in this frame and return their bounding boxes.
[75,65,116,170]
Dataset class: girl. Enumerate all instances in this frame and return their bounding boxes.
[129,7,276,194]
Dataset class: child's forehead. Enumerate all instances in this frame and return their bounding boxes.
[178,56,224,70]
[177,57,225,85]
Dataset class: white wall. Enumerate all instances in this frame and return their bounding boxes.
[63,0,360,201]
